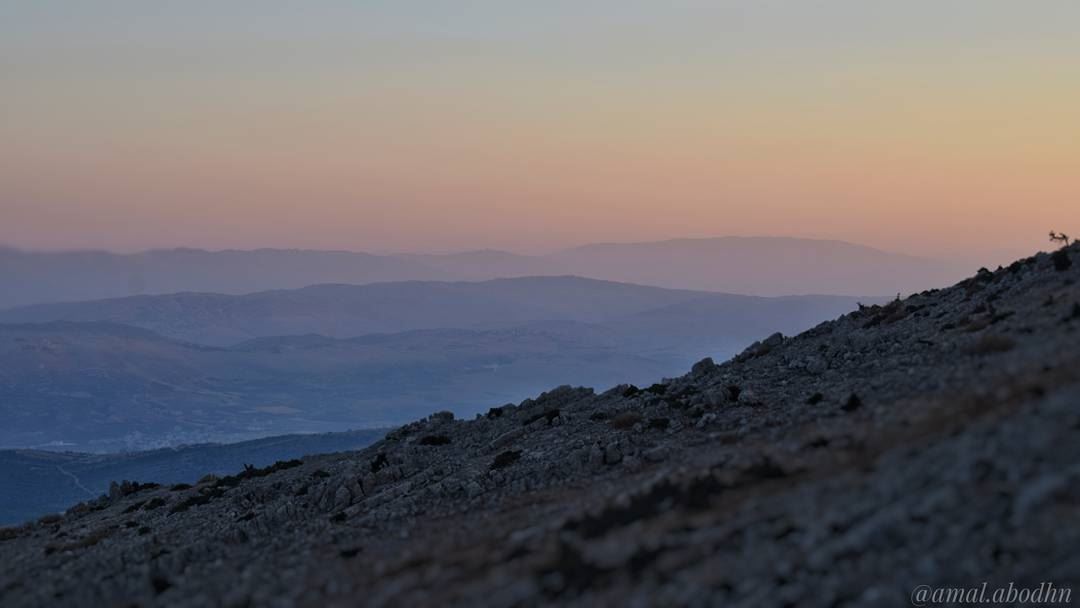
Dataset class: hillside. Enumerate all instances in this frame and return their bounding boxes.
[0,429,386,525]
[0,244,1075,606]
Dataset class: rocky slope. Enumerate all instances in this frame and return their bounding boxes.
[1,245,1078,607]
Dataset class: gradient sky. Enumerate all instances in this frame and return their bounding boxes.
[2,1,1078,259]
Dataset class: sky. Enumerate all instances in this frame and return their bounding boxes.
[2,1,1078,259]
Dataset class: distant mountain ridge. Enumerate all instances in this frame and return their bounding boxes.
[0,237,967,308]
[0,278,877,450]
[0,276,874,347]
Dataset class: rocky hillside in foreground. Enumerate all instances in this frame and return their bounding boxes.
[1,245,1078,607]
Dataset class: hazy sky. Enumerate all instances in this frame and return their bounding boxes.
[2,1,1077,258]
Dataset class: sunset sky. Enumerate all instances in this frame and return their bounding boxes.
[2,1,1078,259]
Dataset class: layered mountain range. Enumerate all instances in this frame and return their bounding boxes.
[1,244,1075,607]
[0,237,967,309]
[0,277,876,451]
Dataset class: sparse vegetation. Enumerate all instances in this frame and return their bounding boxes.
[143,498,167,511]
[490,450,522,470]
[842,393,863,412]
[37,513,63,526]
[418,434,452,446]
[370,453,389,474]
[1051,249,1072,272]
[522,409,560,426]
[609,412,643,430]
[969,334,1017,355]
[1049,231,1071,246]
[214,459,303,489]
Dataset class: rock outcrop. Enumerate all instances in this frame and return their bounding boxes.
[1,245,1078,607]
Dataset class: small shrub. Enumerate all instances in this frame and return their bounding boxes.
[418,434,452,446]
[621,385,641,398]
[806,392,824,405]
[645,383,668,395]
[169,483,192,492]
[726,384,742,401]
[143,497,167,511]
[370,453,389,474]
[37,513,63,525]
[485,406,505,419]
[0,527,19,542]
[588,411,611,422]
[609,412,643,430]
[522,409,560,426]
[138,526,151,535]
[215,459,303,488]
[311,469,331,479]
[151,576,172,595]
[969,334,1017,355]
[1052,249,1072,272]
[169,488,222,514]
[122,501,146,514]
[1067,303,1080,322]
[647,417,670,430]
[490,450,522,470]
[842,393,863,412]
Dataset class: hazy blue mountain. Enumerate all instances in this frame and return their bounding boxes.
[0,283,877,451]
[0,237,964,309]
[546,237,968,296]
[0,429,385,524]
[0,320,680,451]
[0,276,875,347]
[0,247,449,309]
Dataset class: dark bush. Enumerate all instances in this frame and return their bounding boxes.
[143,497,167,511]
[522,409,560,426]
[1052,249,1072,272]
[806,392,824,405]
[485,406,505,419]
[169,483,192,492]
[38,514,62,529]
[646,383,667,395]
[311,469,331,479]
[969,334,1017,354]
[490,450,522,470]
[609,412,643,430]
[215,459,303,489]
[418,434,452,446]
[842,393,863,412]
[370,453,389,474]
[122,501,146,514]
[169,488,222,514]
[621,385,641,398]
